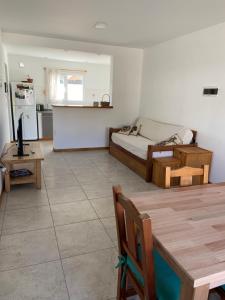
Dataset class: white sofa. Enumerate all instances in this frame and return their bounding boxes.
[109,118,197,182]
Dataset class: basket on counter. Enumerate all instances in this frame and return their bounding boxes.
[100,94,111,107]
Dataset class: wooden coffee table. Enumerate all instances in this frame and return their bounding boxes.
[1,142,44,192]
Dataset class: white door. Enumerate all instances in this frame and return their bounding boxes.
[14,106,38,140]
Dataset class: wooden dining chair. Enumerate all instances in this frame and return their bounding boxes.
[112,185,181,300]
[165,164,209,188]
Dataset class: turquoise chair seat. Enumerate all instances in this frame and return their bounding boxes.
[117,249,181,300]
[153,250,181,300]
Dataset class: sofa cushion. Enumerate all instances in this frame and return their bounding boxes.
[136,118,193,144]
[177,128,194,144]
[112,133,155,159]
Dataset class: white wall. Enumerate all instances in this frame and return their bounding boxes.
[53,107,115,149]
[8,54,111,105]
[0,30,11,194]
[140,22,225,183]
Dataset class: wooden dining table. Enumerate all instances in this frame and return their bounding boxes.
[129,183,225,300]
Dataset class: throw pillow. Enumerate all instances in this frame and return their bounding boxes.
[130,124,142,136]
[156,133,183,146]
[118,126,132,135]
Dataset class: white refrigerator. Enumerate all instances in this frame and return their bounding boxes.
[11,82,38,140]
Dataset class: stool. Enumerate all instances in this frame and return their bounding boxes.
[152,157,181,188]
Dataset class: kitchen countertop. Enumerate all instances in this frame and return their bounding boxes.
[52,104,113,109]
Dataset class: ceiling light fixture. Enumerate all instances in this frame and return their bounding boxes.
[19,62,24,68]
[94,22,107,30]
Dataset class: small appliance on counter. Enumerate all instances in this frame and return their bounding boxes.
[36,104,45,111]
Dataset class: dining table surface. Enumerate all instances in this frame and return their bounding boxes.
[129,183,225,300]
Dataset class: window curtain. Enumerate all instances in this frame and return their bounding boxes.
[45,68,62,103]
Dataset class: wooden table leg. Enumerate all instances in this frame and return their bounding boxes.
[180,282,210,300]
[35,160,41,189]
[5,170,10,193]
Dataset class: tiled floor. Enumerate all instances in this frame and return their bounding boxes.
[0,141,159,300]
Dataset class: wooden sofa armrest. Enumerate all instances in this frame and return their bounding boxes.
[109,127,122,141]
[147,143,198,154]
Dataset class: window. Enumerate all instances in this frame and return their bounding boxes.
[47,69,85,103]
[59,73,84,101]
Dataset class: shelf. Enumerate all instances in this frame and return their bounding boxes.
[10,175,36,185]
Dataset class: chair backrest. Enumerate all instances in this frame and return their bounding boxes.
[165,165,209,188]
[113,185,156,300]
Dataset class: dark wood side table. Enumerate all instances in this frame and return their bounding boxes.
[174,147,212,185]
[152,157,181,188]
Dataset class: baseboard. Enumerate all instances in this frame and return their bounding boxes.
[53,146,109,152]
[38,138,53,141]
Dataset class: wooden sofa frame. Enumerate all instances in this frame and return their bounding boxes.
[109,128,197,182]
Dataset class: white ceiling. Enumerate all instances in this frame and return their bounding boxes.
[1,0,225,48]
[6,44,111,64]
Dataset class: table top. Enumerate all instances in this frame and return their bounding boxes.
[129,183,225,289]
[1,142,44,163]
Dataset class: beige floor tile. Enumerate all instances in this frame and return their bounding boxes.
[81,150,110,160]
[109,173,147,185]
[48,186,87,205]
[71,165,99,175]
[0,211,4,230]
[42,156,69,168]
[0,261,69,300]
[45,175,79,189]
[51,201,97,226]
[43,167,74,178]
[101,217,118,245]
[98,165,126,175]
[90,196,115,218]
[65,160,96,169]
[62,248,117,300]
[0,228,59,271]
[0,193,7,211]
[56,219,113,258]
[2,206,53,235]
[75,171,110,185]
[82,182,113,199]
[6,187,48,210]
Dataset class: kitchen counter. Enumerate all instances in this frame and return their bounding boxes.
[52,104,113,109]
[52,105,114,150]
